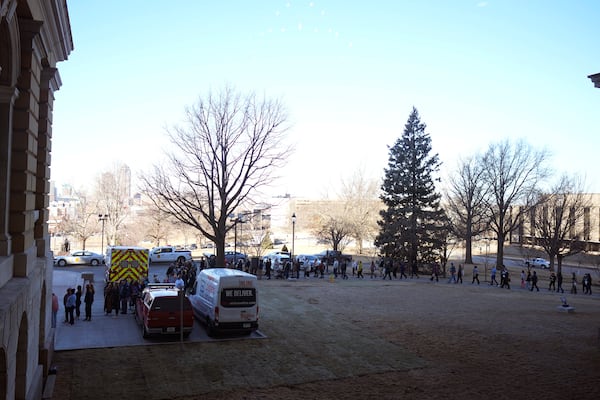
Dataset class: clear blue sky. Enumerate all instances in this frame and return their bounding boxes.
[51,0,600,198]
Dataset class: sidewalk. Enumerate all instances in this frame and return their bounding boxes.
[53,270,265,351]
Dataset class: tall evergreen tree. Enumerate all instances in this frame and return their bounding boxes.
[375,107,448,271]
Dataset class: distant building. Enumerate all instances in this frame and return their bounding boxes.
[512,193,600,252]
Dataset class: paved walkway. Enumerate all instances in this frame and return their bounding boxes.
[53,270,265,351]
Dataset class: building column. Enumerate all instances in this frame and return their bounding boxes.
[35,67,59,257]
[10,18,42,275]
[0,85,18,256]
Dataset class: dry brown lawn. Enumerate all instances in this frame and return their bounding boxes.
[51,267,600,400]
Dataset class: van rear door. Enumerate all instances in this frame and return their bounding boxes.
[218,280,258,327]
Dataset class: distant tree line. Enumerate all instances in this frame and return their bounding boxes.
[57,88,591,275]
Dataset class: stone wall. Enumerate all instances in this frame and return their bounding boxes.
[0,1,72,399]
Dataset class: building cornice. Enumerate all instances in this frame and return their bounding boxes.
[588,73,600,89]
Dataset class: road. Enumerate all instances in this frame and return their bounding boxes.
[52,261,192,285]
[471,254,598,281]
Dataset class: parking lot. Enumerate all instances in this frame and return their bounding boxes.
[52,266,265,350]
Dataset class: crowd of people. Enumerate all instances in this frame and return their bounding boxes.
[103,259,199,317]
[52,255,596,329]
[269,256,597,298]
[57,283,96,326]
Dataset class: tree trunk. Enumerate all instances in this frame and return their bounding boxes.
[496,233,504,268]
[465,237,473,265]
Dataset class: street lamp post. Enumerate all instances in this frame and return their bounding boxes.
[233,219,238,266]
[485,238,490,283]
[230,213,244,268]
[98,214,109,254]
[291,213,296,278]
[175,275,185,347]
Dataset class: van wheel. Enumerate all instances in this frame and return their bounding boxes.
[206,318,216,337]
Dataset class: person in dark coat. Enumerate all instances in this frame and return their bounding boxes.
[119,280,130,314]
[104,282,113,315]
[63,288,70,323]
[75,285,83,319]
[556,272,564,293]
[530,271,540,291]
[111,283,120,315]
[265,258,272,280]
[84,283,95,321]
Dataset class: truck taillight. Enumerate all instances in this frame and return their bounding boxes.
[214,306,219,322]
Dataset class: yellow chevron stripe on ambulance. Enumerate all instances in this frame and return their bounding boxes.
[105,246,149,283]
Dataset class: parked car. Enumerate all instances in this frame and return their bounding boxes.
[525,257,550,269]
[315,250,352,265]
[263,252,291,273]
[224,251,247,265]
[134,283,194,339]
[297,254,319,271]
[54,250,105,267]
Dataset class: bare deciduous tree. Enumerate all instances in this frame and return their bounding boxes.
[60,190,98,251]
[314,212,354,252]
[141,87,290,267]
[339,168,380,254]
[531,174,591,272]
[138,203,173,247]
[95,163,132,246]
[481,139,550,268]
[444,155,489,264]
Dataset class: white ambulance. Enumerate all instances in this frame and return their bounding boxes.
[104,246,149,283]
[189,268,259,337]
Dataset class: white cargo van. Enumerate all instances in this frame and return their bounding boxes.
[189,268,258,336]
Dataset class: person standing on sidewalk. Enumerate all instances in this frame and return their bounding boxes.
[63,288,70,323]
[430,263,439,282]
[490,266,499,286]
[75,285,82,320]
[357,260,364,279]
[471,266,480,284]
[383,261,392,280]
[530,271,540,291]
[457,264,463,284]
[500,267,510,289]
[66,288,76,325]
[570,272,577,294]
[84,284,95,321]
[399,262,408,279]
[51,293,59,328]
[556,271,564,293]
[447,263,456,283]
[548,272,556,291]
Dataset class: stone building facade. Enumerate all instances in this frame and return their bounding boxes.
[0,1,72,399]
[514,193,600,252]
